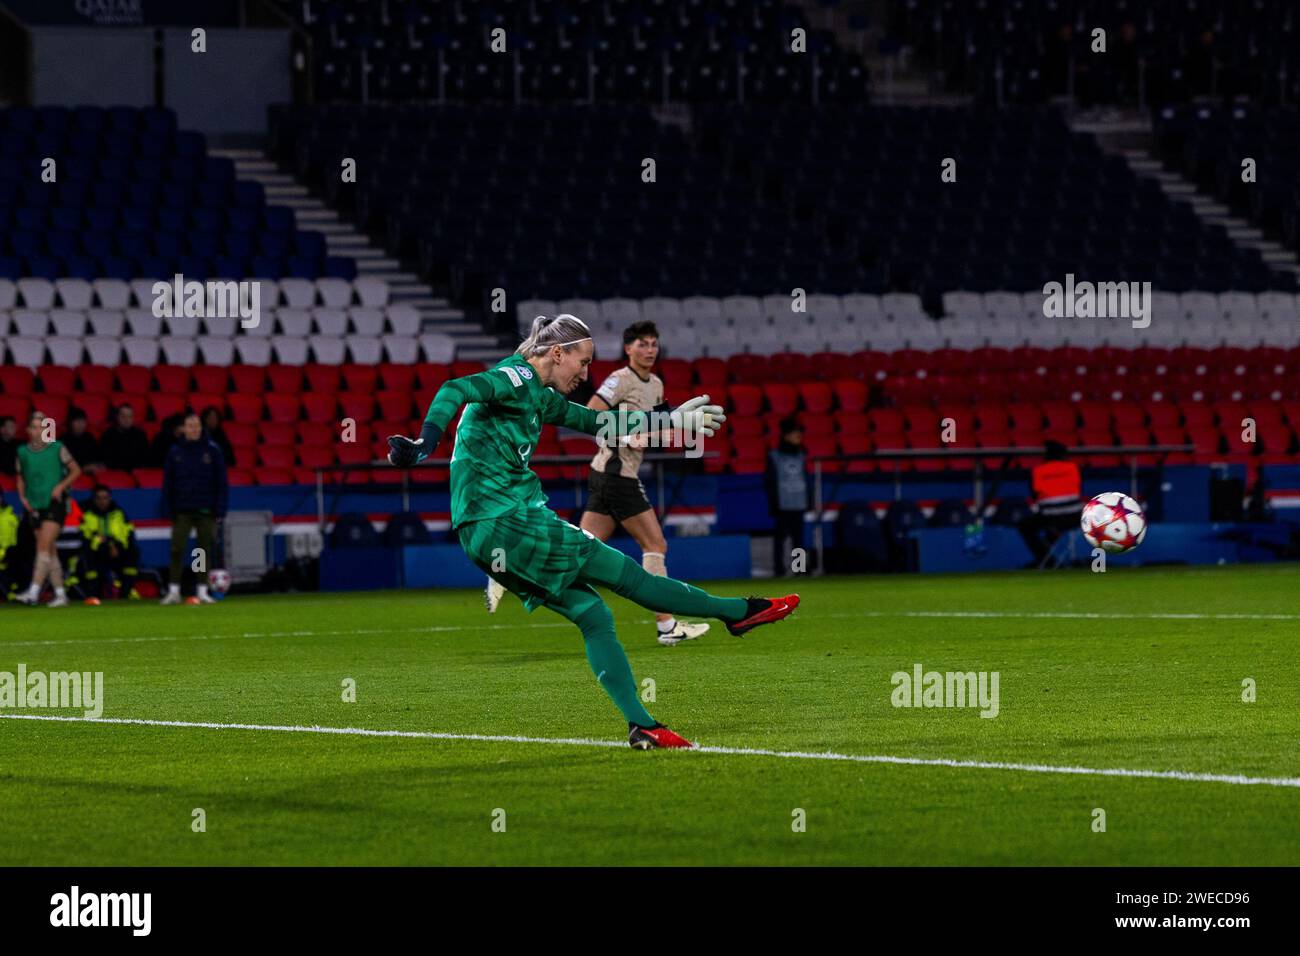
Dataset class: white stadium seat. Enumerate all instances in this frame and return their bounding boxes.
[313,308,349,337]
[125,309,162,337]
[348,307,385,337]
[420,332,456,363]
[382,335,420,364]
[50,310,88,337]
[386,304,421,337]
[87,309,125,337]
[55,278,93,310]
[8,337,45,367]
[203,315,239,337]
[276,336,314,365]
[234,338,272,366]
[279,278,316,309]
[92,279,131,309]
[84,336,124,366]
[198,337,235,366]
[598,297,641,328]
[316,278,353,309]
[347,336,383,365]
[0,279,16,309]
[17,278,55,309]
[353,277,390,308]
[165,314,200,338]
[47,337,84,366]
[159,336,197,365]
[121,336,160,366]
[640,297,682,325]
[275,308,312,337]
[12,310,49,336]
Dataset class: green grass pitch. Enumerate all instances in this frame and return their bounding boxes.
[1,565,1297,866]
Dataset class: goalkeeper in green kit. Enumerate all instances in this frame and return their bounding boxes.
[388,314,799,749]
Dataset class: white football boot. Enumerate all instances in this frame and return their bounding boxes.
[657,620,710,646]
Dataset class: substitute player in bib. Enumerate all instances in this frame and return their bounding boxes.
[14,410,82,607]
[388,315,798,749]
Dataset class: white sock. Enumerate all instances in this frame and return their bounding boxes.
[657,618,676,632]
[197,584,210,599]
[24,583,40,600]
[168,583,181,596]
[54,587,66,599]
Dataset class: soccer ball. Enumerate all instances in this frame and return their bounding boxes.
[208,568,232,596]
[1080,492,1147,554]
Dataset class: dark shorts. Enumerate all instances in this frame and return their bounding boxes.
[585,470,653,522]
[33,499,67,527]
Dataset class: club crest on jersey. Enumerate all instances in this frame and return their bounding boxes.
[515,365,533,380]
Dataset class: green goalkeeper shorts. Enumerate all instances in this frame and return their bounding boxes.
[457,505,602,612]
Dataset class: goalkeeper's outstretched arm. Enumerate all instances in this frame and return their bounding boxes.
[387,369,518,466]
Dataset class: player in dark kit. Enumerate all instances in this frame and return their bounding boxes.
[388,314,799,749]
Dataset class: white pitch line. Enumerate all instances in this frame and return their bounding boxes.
[3,608,1299,650]
[845,610,1300,622]
[2,713,1297,789]
[0,621,573,649]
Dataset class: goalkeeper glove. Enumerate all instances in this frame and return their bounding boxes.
[670,394,727,438]
[387,421,443,468]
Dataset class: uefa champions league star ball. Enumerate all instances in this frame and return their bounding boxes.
[1080,492,1147,554]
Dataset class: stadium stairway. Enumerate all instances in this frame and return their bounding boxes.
[1116,149,1300,286]
[209,147,501,360]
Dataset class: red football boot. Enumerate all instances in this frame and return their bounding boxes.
[628,722,694,750]
[725,594,800,636]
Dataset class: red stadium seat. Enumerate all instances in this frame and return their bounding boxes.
[76,365,114,395]
[153,365,190,394]
[342,363,378,393]
[303,364,341,394]
[0,367,35,394]
[765,383,799,416]
[115,365,152,393]
[79,395,110,426]
[830,378,868,413]
[451,360,485,379]
[227,468,256,486]
[379,363,416,392]
[254,468,294,485]
[95,469,136,490]
[226,365,263,393]
[225,422,257,448]
[377,393,414,421]
[337,443,374,466]
[258,445,296,468]
[298,446,336,469]
[974,404,1009,431]
[728,383,763,416]
[868,408,905,438]
[265,393,302,424]
[657,358,692,389]
[798,412,835,437]
[37,366,75,395]
[693,357,727,389]
[300,393,338,421]
[149,394,187,421]
[798,381,833,414]
[259,422,295,446]
[267,365,303,393]
[133,468,164,489]
[192,365,230,393]
[725,354,769,382]
[837,411,870,435]
[227,394,265,424]
[297,421,333,446]
[415,363,451,392]
[803,434,840,471]
[838,434,875,473]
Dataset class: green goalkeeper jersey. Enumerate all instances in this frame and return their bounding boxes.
[425,355,651,528]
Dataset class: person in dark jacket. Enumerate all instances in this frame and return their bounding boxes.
[99,404,150,472]
[62,408,102,473]
[0,416,19,476]
[150,413,186,468]
[201,405,236,468]
[765,417,810,577]
[160,412,228,605]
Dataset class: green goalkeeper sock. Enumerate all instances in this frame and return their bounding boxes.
[574,602,656,727]
[581,544,750,622]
